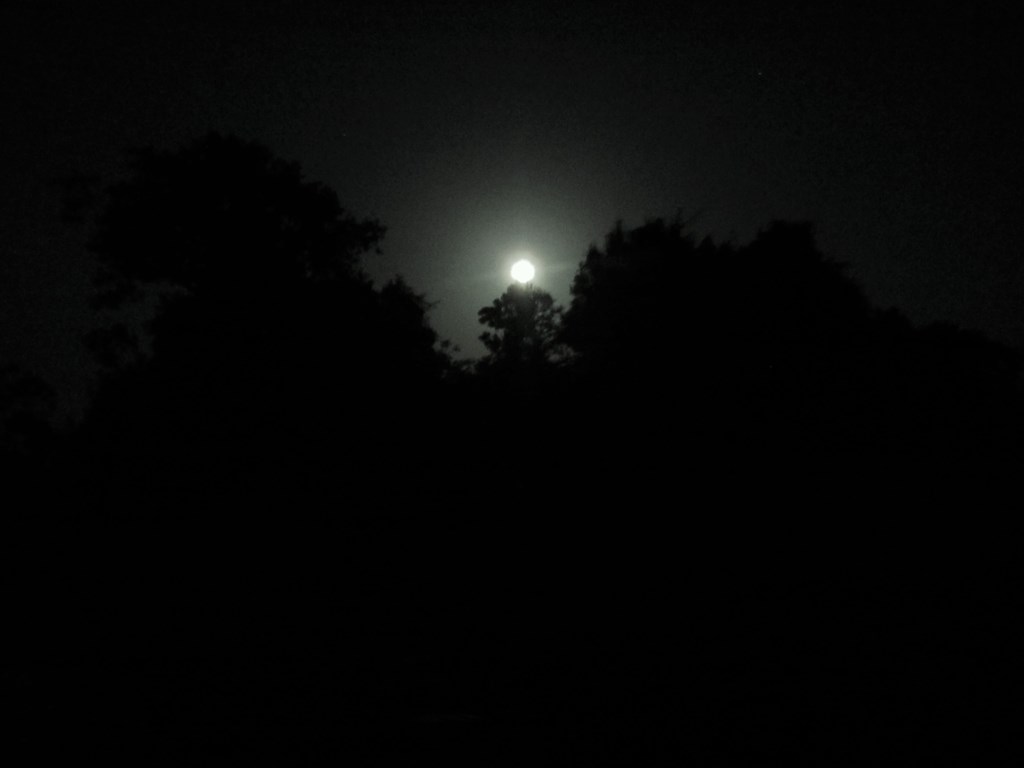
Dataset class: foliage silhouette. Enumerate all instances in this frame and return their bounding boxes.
[560,217,1023,460]
[80,133,451,511]
[90,132,383,308]
[13,144,1024,768]
[477,283,566,375]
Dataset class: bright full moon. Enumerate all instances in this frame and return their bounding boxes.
[511,259,535,284]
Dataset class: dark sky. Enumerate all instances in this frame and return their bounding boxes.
[2,0,1023,414]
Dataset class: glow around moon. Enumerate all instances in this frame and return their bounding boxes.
[511,259,535,284]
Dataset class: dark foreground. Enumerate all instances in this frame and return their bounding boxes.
[7,456,1023,767]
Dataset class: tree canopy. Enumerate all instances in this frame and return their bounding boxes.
[90,133,384,307]
[559,217,1022,457]
[14,135,1024,768]
[477,283,565,374]
[81,134,452,508]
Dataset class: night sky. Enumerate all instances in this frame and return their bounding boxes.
[3,0,1023,414]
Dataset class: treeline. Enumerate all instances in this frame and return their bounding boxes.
[5,134,1023,765]
[4,133,1021,518]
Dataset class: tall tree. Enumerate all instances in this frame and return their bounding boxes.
[477,283,565,374]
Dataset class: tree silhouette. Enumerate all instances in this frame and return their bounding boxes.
[81,133,451,510]
[562,219,871,380]
[90,132,383,308]
[559,216,1023,459]
[477,283,565,375]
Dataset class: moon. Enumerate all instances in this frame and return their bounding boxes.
[511,259,535,284]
